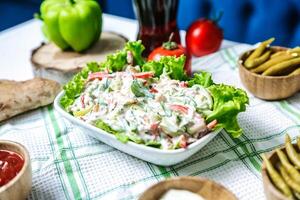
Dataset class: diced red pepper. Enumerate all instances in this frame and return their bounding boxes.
[207,119,218,130]
[133,72,154,79]
[169,104,189,114]
[179,81,188,87]
[179,135,188,148]
[150,87,158,93]
[80,95,85,108]
[150,122,159,135]
[88,72,114,81]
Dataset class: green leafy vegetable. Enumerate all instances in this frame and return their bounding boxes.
[115,132,129,143]
[102,40,145,72]
[145,140,161,148]
[60,62,100,109]
[131,80,154,98]
[206,84,249,138]
[142,60,163,77]
[102,50,127,72]
[94,119,118,135]
[60,41,146,110]
[188,71,214,87]
[94,119,129,143]
[128,132,144,144]
[161,55,188,80]
[60,40,250,140]
[142,55,187,80]
[186,71,248,137]
[125,40,145,66]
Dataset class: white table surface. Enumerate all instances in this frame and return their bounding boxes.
[0,14,238,81]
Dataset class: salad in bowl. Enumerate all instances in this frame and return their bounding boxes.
[58,41,248,151]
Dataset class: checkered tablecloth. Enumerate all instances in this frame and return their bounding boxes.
[1,43,300,200]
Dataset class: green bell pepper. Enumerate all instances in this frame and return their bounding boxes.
[39,0,102,52]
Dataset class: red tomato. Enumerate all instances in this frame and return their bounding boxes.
[148,41,192,76]
[186,19,223,57]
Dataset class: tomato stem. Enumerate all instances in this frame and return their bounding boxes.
[212,10,223,24]
[69,0,75,4]
[162,32,178,50]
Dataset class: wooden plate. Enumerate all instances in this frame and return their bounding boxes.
[139,177,237,200]
[31,31,128,84]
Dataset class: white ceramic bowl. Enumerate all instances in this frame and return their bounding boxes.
[54,91,221,166]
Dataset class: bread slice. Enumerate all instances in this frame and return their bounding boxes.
[0,78,61,122]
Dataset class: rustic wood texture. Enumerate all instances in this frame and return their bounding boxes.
[139,177,237,200]
[261,145,298,200]
[31,32,128,73]
[0,140,32,200]
[239,46,300,100]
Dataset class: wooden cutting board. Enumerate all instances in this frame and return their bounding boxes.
[31,32,128,84]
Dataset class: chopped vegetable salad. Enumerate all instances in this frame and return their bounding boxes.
[61,41,249,149]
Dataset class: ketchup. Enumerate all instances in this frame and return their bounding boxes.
[0,150,24,186]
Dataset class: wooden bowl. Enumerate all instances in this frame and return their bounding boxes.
[261,144,298,200]
[0,140,32,200]
[238,46,300,100]
[139,176,237,200]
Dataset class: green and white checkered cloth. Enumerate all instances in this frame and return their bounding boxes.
[1,43,300,200]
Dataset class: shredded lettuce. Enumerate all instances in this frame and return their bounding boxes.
[131,79,154,98]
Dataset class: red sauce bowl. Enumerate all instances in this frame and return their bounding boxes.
[0,140,32,199]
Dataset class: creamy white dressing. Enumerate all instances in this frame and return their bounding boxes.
[160,189,205,200]
[70,69,213,149]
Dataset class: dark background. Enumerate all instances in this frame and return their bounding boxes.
[1,0,300,47]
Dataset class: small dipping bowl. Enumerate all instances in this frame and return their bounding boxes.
[0,140,32,200]
[238,46,300,100]
[139,176,237,200]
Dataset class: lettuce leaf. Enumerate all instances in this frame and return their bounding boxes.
[142,55,187,80]
[188,71,214,87]
[161,55,188,80]
[60,62,100,109]
[187,71,248,138]
[142,60,163,77]
[94,119,146,144]
[60,41,146,110]
[102,50,127,72]
[206,84,249,138]
[125,40,145,66]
